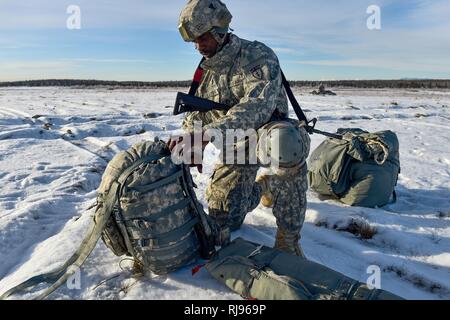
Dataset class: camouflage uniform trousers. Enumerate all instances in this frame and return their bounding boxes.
[206,162,308,237]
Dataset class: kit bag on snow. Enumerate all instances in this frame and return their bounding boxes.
[205,237,403,300]
[307,128,401,208]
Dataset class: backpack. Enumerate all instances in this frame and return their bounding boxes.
[205,238,402,300]
[96,138,217,275]
[0,139,217,299]
[307,128,401,208]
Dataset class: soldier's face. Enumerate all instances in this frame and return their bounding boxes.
[194,32,219,58]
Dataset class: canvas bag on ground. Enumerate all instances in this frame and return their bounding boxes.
[307,128,400,208]
[205,238,402,300]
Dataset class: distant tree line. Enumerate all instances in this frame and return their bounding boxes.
[0,79,191,88]
[1,79,450,89]
[289,79,450,89]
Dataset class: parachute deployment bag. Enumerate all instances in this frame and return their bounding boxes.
[1,139,216,300]
[308,128,401,208]
[205,238,402,300]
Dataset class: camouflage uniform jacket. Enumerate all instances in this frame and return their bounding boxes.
[182,34,289,133]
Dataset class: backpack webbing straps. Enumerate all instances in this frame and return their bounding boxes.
[109,153,172,261]
[137,217,200,246]
[180,166,216,259]
[129,170,183,194]
[122,197,192,221]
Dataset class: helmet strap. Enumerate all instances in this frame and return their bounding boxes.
[210,27,230,51]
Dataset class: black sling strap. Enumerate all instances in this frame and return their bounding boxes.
[281,69,342,139]
[280,70,309,123]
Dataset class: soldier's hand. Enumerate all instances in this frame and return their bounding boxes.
[167,133,194,153]
[167,135,183,152]
[167,133,207,174]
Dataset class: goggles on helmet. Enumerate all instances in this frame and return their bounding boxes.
[178,22,196,42]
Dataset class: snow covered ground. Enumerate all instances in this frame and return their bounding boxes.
[0,87,449,300]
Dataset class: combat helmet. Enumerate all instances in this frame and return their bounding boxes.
[178,0,232,43]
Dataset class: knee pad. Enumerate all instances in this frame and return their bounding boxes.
[257,120,311,169]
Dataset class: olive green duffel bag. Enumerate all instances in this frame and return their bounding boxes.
[205,238,402,300]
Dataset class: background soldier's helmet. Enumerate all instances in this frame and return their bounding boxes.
[178,0,232,42]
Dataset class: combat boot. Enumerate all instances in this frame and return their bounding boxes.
[274,228,305,258]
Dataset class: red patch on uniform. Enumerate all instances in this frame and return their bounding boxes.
[193,67,204,83]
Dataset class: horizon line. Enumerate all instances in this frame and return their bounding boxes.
[2,78,450,84]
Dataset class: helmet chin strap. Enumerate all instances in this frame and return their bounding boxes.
[210,27,230,52]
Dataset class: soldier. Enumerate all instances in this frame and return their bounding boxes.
[170,0,310,256]
[319,83,326,94]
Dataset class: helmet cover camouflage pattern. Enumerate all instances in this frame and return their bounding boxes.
[178,0,232,42]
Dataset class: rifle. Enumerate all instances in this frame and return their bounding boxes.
[172,92,343,140]
[173,92,230,115]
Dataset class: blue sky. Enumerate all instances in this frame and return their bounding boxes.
[1,0,450,81]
